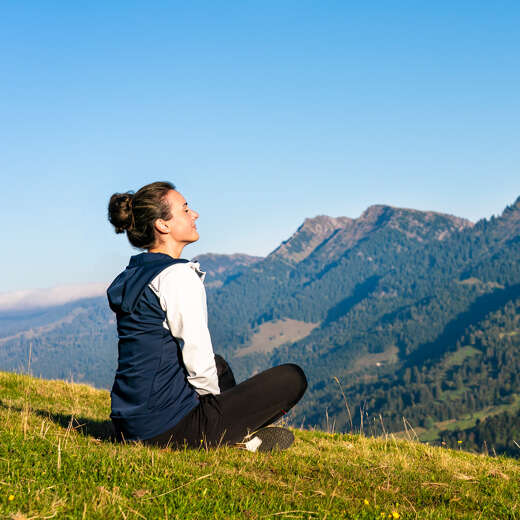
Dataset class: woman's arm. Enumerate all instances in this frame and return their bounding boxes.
[149,262,220,395]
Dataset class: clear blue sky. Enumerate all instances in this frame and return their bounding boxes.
[1,2,519,293]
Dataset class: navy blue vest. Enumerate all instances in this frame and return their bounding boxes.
[107,253,199,441]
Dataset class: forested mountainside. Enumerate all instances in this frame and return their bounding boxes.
[306,296,520,435]
[0,297,116,388]
[441,404,520,458]
[1,196,519,455]
[208,204,474,356]
[206,197,520,453]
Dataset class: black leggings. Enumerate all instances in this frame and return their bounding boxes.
[145,356,307,449]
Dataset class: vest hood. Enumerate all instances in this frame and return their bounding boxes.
[107,253,188,314]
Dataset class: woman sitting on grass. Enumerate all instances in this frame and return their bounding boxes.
[107,181,307,452]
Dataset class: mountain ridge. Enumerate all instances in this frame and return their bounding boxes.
[269,205,473,266]
[1,196,519,453]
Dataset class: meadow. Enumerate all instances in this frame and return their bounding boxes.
[1,372,519,519]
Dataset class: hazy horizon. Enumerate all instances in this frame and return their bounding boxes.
[2,194,519,311]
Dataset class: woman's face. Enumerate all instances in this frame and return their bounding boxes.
[162,189,200,245]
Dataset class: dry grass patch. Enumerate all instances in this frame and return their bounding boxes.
[236,319,320,357]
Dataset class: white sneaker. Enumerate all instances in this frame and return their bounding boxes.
[241,427,294,453]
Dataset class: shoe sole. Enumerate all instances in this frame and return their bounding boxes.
[244,427,294,452]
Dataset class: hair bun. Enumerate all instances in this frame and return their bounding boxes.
[108,192,135,233]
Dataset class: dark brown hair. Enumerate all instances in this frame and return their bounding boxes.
[108,181,175,249]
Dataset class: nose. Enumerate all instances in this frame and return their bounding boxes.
[192,209,199,219]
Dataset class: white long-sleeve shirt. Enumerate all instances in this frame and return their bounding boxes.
[148,260,220,396]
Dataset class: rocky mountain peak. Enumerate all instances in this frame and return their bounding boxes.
[269,215,352,263]
[299,215,353,234]
[501,196,520,217]
[358,205,396,225]
[358,204,473,240]
[270,205,475,265]
[493,195,520,236]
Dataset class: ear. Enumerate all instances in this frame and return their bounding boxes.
[154,219,170,235]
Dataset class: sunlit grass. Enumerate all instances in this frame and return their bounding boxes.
[1,371,519,519]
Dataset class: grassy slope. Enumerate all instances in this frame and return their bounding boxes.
[1,372,519,520]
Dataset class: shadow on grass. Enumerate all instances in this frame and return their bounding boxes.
[0,399,115,441]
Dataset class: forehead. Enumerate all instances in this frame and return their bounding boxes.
[166,189,187,209]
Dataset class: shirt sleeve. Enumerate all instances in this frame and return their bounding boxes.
[149,263,220,396]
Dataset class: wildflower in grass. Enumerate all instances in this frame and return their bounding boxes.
[8,495,14,501]
[364,499,369,505]
[391,512,400,519]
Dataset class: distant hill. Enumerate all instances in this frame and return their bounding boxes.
[1,196,519,455]
[0,296,116,388]
[192,252,263,288]
[0,253,259,388]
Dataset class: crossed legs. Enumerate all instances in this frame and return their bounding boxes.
[146,359,307,449]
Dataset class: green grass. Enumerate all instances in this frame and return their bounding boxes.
[1,371,520,519]
[418,395,520,443]
[441,346,481,369]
